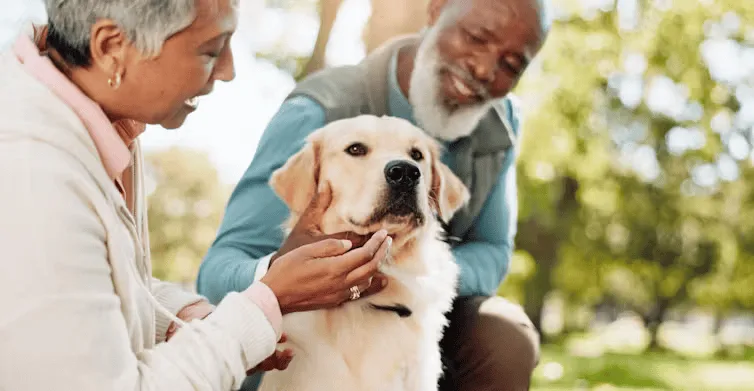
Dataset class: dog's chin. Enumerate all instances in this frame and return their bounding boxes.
[347,208,426,241]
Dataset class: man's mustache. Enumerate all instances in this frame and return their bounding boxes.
[440,63,493,102]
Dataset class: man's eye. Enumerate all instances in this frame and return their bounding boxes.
[345,142,368,156]
[500,55,523,74]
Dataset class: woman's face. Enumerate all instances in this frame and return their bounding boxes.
[98,0,239,129]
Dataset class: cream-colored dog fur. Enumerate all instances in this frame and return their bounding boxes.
[259,115,470,391]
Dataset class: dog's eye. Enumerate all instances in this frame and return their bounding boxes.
[345,142,368,156]
[409,148,424,161]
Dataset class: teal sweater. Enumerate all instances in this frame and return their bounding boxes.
[197,55,521,303]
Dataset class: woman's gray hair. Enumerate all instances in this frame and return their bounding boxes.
[45,0,198,66]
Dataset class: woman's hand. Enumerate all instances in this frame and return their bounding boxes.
[257,183,391,315]
[165,300,214,341]
[247,333,294,375]
[262,230,390,314]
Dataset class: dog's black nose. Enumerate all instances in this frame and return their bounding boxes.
[385,160,421,190]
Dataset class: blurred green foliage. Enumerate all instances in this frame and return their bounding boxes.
[501,0,754,345]
[145,148,231,286]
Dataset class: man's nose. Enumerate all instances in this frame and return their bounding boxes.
[467,52,497,83]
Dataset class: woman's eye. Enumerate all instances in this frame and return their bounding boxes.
[409,148,424,161]
[345,142,368,156]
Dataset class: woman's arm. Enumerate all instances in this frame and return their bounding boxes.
[150,278,213,342]
[0,139,276,390]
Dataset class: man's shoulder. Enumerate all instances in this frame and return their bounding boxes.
[290,65,367,100]
[286,64,370,121]
[491,94,522,131]
[469,94,522,154]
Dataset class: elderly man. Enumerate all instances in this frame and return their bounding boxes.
[198,0,548,389]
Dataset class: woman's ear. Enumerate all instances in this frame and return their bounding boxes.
[270,139,322,215]
[430,154,470,223]
[88,19,129,84]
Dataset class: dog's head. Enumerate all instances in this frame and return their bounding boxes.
[270,115,469,244]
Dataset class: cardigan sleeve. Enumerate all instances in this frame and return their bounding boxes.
[0,138,277,391]
[150,277,208,342]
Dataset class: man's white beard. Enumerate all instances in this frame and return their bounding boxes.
[408,27,494,142]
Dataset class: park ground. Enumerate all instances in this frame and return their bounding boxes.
[532,344,754,391]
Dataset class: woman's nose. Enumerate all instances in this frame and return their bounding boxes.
[213,46,236,82]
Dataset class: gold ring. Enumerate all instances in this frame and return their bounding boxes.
[349,285,361,301]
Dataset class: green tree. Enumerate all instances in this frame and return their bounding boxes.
[513,0,754,345]
[145,148,231,286]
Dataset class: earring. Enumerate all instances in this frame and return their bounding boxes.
[108,72,122,89]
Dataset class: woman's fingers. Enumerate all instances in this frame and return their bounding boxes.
[291,238,353,259]
[354,273,389,299]
[321,231,371,249]
[255,348,294,372]
[330,230,389,271]
[344,234,391,285]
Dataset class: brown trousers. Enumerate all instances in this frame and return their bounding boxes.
[437,296,541,391]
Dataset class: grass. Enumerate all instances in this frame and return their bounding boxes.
[531,344,754,391]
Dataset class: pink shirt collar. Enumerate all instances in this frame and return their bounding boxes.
[12,33,133,180]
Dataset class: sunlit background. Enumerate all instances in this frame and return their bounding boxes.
[3,0,754,389]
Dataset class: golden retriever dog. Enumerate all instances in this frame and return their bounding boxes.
[259,114,470,391]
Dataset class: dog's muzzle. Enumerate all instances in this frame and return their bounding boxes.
[379,160,422,222]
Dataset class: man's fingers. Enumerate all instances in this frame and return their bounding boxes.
[298,182,332,230]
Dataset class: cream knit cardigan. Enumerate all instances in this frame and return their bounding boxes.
[0,44,277,389]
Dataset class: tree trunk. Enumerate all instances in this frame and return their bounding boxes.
[518,219,558,340]
[363,0,429,54]
[523,256,555,337]
[643,298,671,350]
[300,0,344,78]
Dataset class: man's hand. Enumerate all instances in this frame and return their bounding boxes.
[165,300,215,341]
[271,182,369,263]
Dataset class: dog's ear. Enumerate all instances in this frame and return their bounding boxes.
[430,150,470,223]
[270,139,321,215]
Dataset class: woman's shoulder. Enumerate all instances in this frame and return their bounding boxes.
[0,49,80,129]
[0,50,115,191]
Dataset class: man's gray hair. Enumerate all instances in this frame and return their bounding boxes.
[45,0,197,66]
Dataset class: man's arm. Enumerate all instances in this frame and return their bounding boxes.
[451,98,521,297]
[197,96,326,305]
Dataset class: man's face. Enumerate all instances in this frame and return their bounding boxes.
[430,0,544,107]
[408,0,544,141]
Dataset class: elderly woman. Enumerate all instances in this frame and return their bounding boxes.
[0,0,391,390]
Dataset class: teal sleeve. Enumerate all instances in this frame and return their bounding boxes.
[196,96,326,304]
[452,98,521,297]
